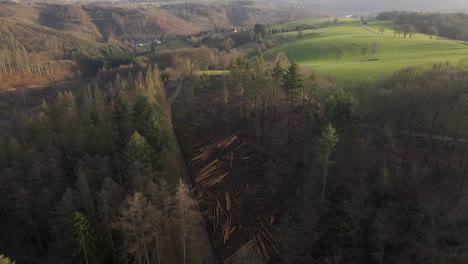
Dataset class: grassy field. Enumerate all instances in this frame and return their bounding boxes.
[261,19,468,84]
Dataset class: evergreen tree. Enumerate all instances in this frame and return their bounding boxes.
[124,132,154,190]
[75,169,95,220]
[132,95,169,168]
[132,96,154,139]
[72,212,100,264]
[315,124,339,202]
[282,61,303,109]
[272,61,284,81]
[50,188,76,257]
[324,88,358,134]
[112,97,131,151]
[52,91,83,155]
[85,87,110,156]
[27,111,53,151]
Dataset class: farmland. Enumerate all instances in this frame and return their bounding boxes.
[260,19,468,84]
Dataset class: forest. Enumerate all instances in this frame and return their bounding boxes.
[0,65,211,263]
[1,1,468,263]
[170,52,468,263]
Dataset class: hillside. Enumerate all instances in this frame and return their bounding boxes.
[0,1,325,89]
[0,2,203,42]
[257,18,468,84]
[161,1,321,28]
[0,2,203,89]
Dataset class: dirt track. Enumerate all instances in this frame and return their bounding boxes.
[168,81,216,263]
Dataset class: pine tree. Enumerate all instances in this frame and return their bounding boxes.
[324,88,358,133]
[124,132,154,191]
[85,87,109,155]
[52,91,82,154]
[131,95,169,168]
[50,188,76,256]
[125,132,153,163]
[27,111,53,151]
[282,61,303,109]
[72,212,100,264]
[75,169,95,220]
[316,124,339,202]
[112,97,131,151]
[272,61,284,82]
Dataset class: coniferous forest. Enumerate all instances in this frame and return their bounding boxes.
[0,66,210,263]
[2,1,468,264]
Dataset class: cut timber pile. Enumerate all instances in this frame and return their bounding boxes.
[189,132,280,263]
[192,134,244,189]
[213,191,240,243]
[224,220,279,264]
[195,159,229,188]
[217,134,238,149]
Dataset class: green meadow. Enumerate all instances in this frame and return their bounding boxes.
[261,19,468,84]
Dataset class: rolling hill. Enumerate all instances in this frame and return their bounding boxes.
[260,18,468,84]
[0,1,320,89]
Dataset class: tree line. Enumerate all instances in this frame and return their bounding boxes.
[377,11,468,41]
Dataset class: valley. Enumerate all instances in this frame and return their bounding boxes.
[2,1,468,263]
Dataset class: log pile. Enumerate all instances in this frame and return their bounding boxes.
[192,134,245,189]
[223,219,279,264]
[213,191,240,244]
[194,159,229,188]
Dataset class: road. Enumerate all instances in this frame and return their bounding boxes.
[359,18,381,35]
[168,81,216,263]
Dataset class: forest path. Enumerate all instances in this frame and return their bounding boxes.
[168,80,183,105]
[168,81,216,263]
